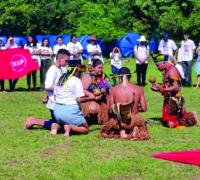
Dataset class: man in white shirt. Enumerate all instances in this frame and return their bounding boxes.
[180,32,196,87]
[66,34,83,67]
[134,35,150,86]
[51,65,94,137]
[24,49,70,130]
[86,35,104,64]
[158,33,177,61]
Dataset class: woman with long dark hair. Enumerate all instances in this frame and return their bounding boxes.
[39,38,53,90]
[24,35,40,90]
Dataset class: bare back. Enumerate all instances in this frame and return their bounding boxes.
[109,82,147,114]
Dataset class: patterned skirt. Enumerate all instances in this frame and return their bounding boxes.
[98,114,150,141]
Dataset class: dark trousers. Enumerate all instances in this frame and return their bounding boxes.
[0,80,17,91]
[136,63,148,86]
[43,109,56,130]
[182,61,192,87]
[0,80,4,91]
[40,59,52,89]
[111,65,120,86]
[9,79,18,91]
[27,70,37,90]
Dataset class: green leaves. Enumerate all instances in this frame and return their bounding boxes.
[0,0,199,41]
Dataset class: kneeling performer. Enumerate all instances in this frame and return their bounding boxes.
[99,67,150,140]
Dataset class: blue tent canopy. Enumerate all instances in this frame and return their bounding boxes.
[78,35,90,59]
[117,32,140,57]
[0,36,7,46]
[14,36,27,48]
[35,35,49,46]
[48,35,58,48]
[62,34,71,45]
[149,39,159,53]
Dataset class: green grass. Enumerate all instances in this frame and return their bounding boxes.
[0,59,200,180]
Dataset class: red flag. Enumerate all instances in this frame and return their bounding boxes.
[152,149,200,166]
[0,48,39,79]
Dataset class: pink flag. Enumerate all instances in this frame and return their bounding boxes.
[0,48,39,79]
[152,149,200,166]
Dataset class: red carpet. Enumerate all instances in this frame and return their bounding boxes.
[152,149,200,166]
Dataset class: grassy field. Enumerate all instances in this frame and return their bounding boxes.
[0,59,200,180]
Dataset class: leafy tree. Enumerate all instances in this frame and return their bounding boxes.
[0,0,199,43]
[76,1,126,42]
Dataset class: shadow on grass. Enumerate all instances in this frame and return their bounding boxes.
[14,87,44,92]
[146,117,162,125]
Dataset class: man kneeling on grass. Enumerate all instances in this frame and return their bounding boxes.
[150,55,198,128]
[49,65,98,137]
[99,67,150,140]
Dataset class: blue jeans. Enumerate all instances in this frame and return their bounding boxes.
[111,65,120,86]
[182,61,192,87]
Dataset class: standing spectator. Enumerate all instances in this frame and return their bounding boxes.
[66,34,83,67]
[53,36,67,59]
[134,35,150,86]
[24,35,40,91]
[39,38,53,90]
[110,47,123,86]
[5,36,18,49]
[0,39,6,92]
[195,42,200,88]
[180,32,196,87]
[158,32,177,61]
[87,35,103,64]
[5,36,18,91]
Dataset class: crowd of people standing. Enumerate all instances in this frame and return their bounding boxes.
[0,32,200,92]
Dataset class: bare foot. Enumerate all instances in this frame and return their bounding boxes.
[24,117,36,129]
[132,126,139,139]
[120,130,128,138]
[167,121,175,128]
[64,125,71,138]
[50,123,60,136]
[192,111,199,125]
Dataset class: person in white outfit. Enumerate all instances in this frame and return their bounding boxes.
[134,35,150,86]
[87,35,103,65]
[39,37,53,90]
[158,33,177,61]
[180,32,196,87]
[110,47,123,86]
[66,34,83,67]
[53,36,67,56]
[24,35,40,90]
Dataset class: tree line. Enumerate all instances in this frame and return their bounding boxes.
[0,0,199,42]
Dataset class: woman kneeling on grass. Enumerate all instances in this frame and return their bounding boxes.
[50,65,95,137]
